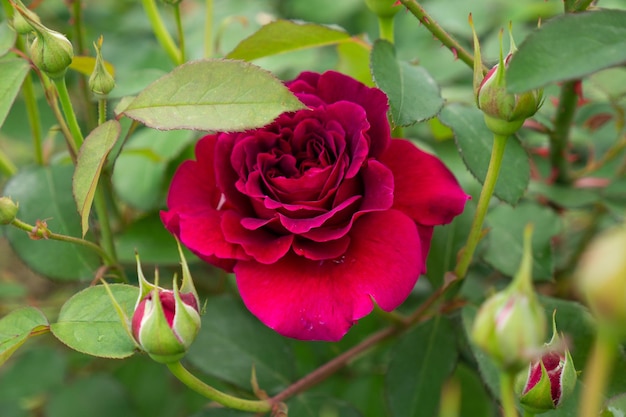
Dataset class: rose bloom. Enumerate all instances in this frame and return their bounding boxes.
[161,71,468,341]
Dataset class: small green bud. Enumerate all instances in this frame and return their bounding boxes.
[131,242,201,363]
[0,196,19,225]
[471,225,547,372]
[365,0,400,18]
[13,1,74,79]
[517,312,577,414]
[88,37,115,96]
[11,0,40,35]
[576,224,626,334]
[471,19,543,136]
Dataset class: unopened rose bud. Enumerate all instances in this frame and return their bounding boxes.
[471,18,543,136]
[88,37,115,96]
[471,225,547,372]
[0,196,18,225]
[131,244,201,363]
[517,313,577,413]
[13,2,74,79]
[365,0,400,18]
[576,224,626,334]
[11,0,40,35]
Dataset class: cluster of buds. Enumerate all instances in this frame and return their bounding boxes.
[131,243,201,363]
[516,313,577,414]
[471,225,547,372]
[471,16,543,137]
[12,1,74,79]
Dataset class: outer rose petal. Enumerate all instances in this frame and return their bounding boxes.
[381,139,469,226]
[235,210,421,341]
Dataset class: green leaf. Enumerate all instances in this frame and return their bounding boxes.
[226,20,351,61]
[123,59,305,132]
[46,374,135,417]
[288,395,363,417]
[3,165,101,280]
[507,10,626,92]
[0,56,30,128]
[454,363,497,417]
[370,40,444,127]
[73,120,120,236]
[186,295,295,393]
[115,213,195,264]
[0,22,17,57]
[0,307,48,366]
[602,394,626,417]
[483,202,562,281]
[111,128,194,210]
[439,103,530,205]
[385,316,458,417]
[50,284,138,358]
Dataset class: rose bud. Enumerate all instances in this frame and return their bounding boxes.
[10,0,40,35]
[88,37,115,96]
[0,196,18,225]
[13,2,74,79]
[131,243,201,363]
[471,18,543,137]
[517,313,577,414]
[471,225,547,372]
[576,225,626,334]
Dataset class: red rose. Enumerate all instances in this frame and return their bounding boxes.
[161,71,468,341]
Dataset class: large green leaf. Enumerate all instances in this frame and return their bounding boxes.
[0,307,48,366]
[439,103,530,205]
[385,316,458,417]
[0,22,17,58]
[112,128,194,210]
[186,295,295,393]
[226,20,351,61]
[370,40,444,127]
[483,202,562,281]
[3,165,101,280]
[507,10,626,92]
[50,284,138,358]
[123,59,305,132]
[0,56,30,128]
[73,120,120,236]
[46,374,135,417]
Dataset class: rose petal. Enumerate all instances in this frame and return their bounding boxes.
[381,139,469,226]
[221,210,294,264]
[292,235,351,260]
[235,210,421,341]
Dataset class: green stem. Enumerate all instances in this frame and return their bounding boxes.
[549,80,578,184]
[10,217,115,265]
[500,371,519,417]
[141,0,183,65]
[397,0,486,72]
[93,181,117,265]
[173,3,186,63]
[98,99,107,125]
[21,72,44,165]
[166,361,272,413]
[71,0,97,130]
[0,147,17,177]
[454,133,507,279]
[53,78,84,149]
[378,16,395,43]
[204,0,213,57]
[578,325,618,417]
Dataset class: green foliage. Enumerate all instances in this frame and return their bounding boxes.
[0,56,30,128]
[123,59,305,132]
[0,307,48,366]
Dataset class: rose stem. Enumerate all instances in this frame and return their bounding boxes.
[166,361,273,413]
[577,324,618,417]
[172,3,186,63]
[549,80,578,185]
[9,217,115,266]
[53,78,118,266]
[454,133,507,279]
[140,0,183,65]
[378,16,395,43]
[397,0,487,73]
[500,371,520,417]
[71,0,97,130]
[0,147,17,177]
[204,0,214,58]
